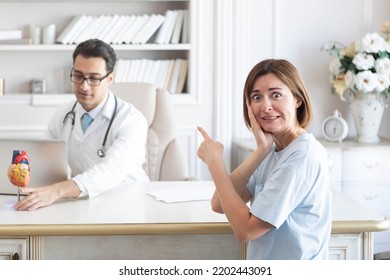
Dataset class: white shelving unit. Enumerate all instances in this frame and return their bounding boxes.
[0,0,193,104]
[0,0,213,179]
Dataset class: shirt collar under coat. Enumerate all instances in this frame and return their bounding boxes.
[76,91,115,122]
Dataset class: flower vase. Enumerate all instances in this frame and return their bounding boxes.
[349,92,385,143]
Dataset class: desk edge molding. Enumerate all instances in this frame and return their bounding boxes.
[331,218,390,234]
[0,222,233,236]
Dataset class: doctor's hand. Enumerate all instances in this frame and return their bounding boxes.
[197,126,224,167]
[14,185,60,211]
[14,180,80,211]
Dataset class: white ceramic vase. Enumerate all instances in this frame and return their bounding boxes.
[349,92,385,143]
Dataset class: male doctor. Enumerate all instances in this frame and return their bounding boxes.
[15,39,149,211]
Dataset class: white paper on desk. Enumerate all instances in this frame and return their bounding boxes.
[147,186,214,203]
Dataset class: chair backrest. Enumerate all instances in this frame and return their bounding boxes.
[110,82,189,181]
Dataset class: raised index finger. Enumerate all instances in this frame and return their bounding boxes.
[197,126,211,140]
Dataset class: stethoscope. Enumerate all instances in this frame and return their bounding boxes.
[62,96,118,158]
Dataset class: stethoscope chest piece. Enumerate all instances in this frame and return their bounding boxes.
[97,148,106,158]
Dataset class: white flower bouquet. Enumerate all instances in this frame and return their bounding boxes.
[322,29,390,101]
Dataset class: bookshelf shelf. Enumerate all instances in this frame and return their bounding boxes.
[0,44,191,52]
[0,93,74,106]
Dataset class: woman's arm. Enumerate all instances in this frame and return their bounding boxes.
[209,99,274,214]
[197,126,273,241]
[210,147,266,213]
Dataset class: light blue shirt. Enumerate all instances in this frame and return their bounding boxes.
[246,133,332,260]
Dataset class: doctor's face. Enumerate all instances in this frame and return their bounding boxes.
[72,55,114,112]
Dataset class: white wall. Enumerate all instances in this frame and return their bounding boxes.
[228,0,390,143]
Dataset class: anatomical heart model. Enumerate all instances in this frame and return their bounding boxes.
[8,150,30,201]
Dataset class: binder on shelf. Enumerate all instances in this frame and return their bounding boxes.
[131,61,140,82]
[155,60,170,89]
[97,14,121,43]
[145,14,166,43]
[114,59,125,82]
[176,59,188,93]
[136,59,149,82]
[168,59,183,94]
[111,15,136,44]
[114,60,122,82]
[131,14,165,44]
[130,14,155,44]
[72,15,98,44]
[105,15,128,44]
[148,60,161,85]
[181,9,189,44]
[114,59,187,93]
[144,60,154,83]
[67,15,94,44]
[122,14,149,44]
[131,59,141,82]
[170,9,184,44]
[88,15,111,41]
[163,60,175,90]
[154,10,178,44]
[56,8,190,45]
[165,10,178,44]
[122,60,134,82]
[56,15,87,44]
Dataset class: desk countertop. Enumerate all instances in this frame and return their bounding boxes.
[0,181,389,236]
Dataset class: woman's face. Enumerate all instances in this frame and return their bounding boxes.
[249,73,302,136]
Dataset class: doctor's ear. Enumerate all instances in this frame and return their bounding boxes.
[107,73,115,85]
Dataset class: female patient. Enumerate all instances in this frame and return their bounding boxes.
[197,59,331,259]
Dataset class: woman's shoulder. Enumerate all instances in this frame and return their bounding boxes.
[285,133,327,160]
[290,133,324,149]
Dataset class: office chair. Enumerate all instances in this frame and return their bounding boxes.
[110,82,190,181]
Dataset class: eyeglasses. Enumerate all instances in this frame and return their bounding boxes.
[70,69,112,86]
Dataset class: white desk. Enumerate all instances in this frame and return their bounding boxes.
[0,181,389,260]
[0,181,228,232]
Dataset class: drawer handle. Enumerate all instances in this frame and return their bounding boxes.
[12,252,19,260]
[363,163,379,169]
[363,194,378,200]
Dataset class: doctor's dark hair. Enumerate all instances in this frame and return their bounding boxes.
[243,59,313,130]
[72,39,117,73]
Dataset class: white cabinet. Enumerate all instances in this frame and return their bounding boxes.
[41,235,242,260]
[0,237,29,260]
[322,139,390,254]
[328,234,363,260]
[323,143,343,192]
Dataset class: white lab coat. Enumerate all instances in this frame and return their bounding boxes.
[46,92,149,197]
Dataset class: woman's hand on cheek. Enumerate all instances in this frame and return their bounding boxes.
[246,99,273,152]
